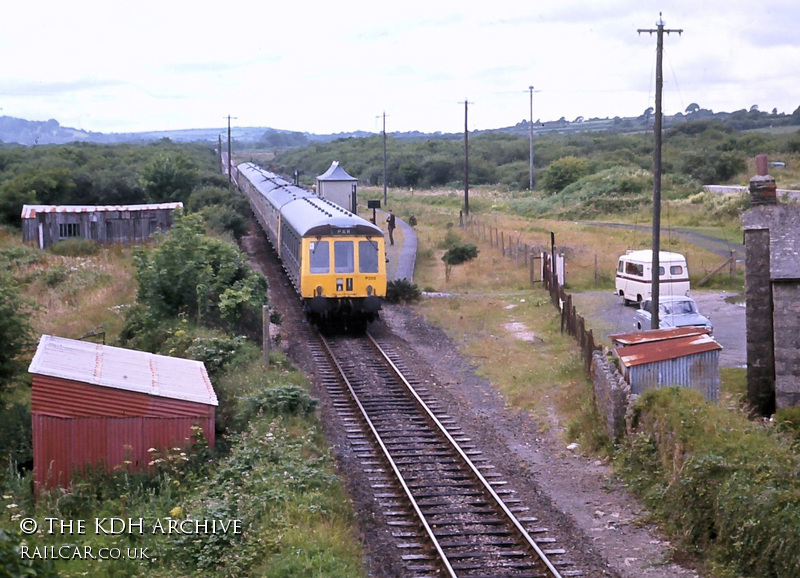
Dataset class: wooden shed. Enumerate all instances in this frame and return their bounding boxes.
[316,161,358,213]
[28,335,217,491]
[21,203,183,249]
[609,327,722,401]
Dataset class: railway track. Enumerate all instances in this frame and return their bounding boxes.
[310,330,584,577]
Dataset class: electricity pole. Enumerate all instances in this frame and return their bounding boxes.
[461,99,473,216]
[227,115,237,183]
[528,86,535,190]
[382,112,387,206]
[638,14,681,330]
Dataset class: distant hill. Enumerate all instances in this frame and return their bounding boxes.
[2,105,798,147]
[0,116,374,147]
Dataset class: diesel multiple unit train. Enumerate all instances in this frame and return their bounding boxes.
[236,162,387,331]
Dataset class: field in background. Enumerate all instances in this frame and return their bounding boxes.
[362,184,747,433]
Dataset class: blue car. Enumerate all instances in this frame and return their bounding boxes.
[634,295,713,332]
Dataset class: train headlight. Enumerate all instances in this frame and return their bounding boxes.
[316,286,323,297]
[366,285,373,296]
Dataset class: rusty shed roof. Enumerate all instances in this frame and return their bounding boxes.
[28,335,217,406]
[21,203,183,219]
[612,329,722,368]
[608,327,711,347]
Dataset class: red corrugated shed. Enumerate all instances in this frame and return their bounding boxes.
[28,335,218,492]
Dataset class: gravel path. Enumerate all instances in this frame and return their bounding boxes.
[580,222,744,258]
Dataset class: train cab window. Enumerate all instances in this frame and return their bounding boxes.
[334,241,354,273]
[359,240,379,273]
[309,241,330,274]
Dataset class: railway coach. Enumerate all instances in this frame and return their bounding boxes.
[237,162,386,331]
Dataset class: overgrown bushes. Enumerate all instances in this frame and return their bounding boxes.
[618,387,800,576]
[129,213,268,337]
[385,278,422,303]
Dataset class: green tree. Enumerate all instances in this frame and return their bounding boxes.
[132,213,268,332]
[0,167,76,225]
[678,150,746,184]
[442,243,479,282]
[0,271,34,392]
[139,154,198,202]
[541,156,589,194]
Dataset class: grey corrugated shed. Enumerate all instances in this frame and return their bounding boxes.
[624,350,721,401]
[612,328,721,401]
[29,335,218,406]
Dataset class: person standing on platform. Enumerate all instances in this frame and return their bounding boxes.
[386,209,396,246]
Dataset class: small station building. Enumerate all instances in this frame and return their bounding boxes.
[28,335,217,491]
[316,161,358,213]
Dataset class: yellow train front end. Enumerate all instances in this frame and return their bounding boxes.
[300,234,387,331]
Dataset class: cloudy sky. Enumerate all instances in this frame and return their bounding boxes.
[2,0,799,135]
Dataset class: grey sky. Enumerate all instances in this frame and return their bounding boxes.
[2,0,799,134]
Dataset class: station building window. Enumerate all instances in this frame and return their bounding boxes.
[59,223,81,239]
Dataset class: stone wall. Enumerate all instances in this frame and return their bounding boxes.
[591,350,631,440]
[743,203,800,412]
[773,282,800,408]
[743,227,775,415]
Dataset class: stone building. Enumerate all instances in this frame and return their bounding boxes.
[743,156,800,413]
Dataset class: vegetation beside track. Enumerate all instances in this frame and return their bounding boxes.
[365,173,799,576]
[0,142,366,576]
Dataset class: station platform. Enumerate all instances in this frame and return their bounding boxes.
[375,209,417,282]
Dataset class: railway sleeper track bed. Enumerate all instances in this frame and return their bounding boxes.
[309,330,584,577]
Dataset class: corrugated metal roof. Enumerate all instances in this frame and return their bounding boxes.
[21,203,183,219]
[614,332,722,368]
[29,335,217,406]
[316,161,357,181]
[608,326,711,346]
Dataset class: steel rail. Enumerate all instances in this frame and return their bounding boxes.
[318,334,458,577]
[366,331,564,578]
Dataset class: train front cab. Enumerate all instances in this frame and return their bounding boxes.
[300,234,386,329]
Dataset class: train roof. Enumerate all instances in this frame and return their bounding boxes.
[237,162,311,201]
[281,196,383,237]
[238,162,382,237]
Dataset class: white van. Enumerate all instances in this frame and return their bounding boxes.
[615,250,690,305]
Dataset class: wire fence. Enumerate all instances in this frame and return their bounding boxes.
[465,219,602,374]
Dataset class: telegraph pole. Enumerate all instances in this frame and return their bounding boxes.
[638,14,681,330]
[528,86,535,190]
[227,115,237,183]
[382,112,388,206]
[461,99,473,216]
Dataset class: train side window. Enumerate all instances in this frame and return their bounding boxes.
[359,241,379,273]
[670,265,683,275]
[334,241,354,273]
[309,241,329,274]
